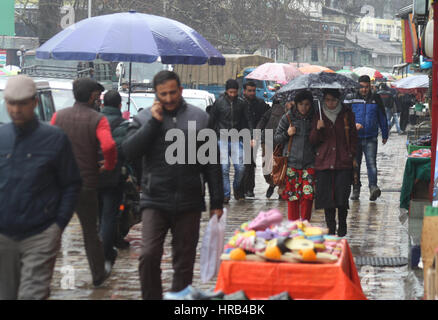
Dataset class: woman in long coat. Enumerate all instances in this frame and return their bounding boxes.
[309,89,358,236]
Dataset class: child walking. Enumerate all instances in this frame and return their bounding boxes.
[274,90,315,221]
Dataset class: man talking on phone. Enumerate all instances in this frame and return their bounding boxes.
[122,70,224,300]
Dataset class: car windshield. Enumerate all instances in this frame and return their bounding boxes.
[121,96,155,116]
[51,89,75,110]
[0,91,10,124]
[184,97,207,111]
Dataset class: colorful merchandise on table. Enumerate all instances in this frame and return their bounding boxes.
[221,210,342,264]
[408,148,431,158]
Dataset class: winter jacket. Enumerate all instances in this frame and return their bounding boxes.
[344,92,388,140]
[377,89,396,113]
[52,102,117,189]
[0,119,82,240]
[274,107,316,170]
[122,100,224,213]
[208,93,253,136]
[256,102,286,144]
[309,104,358,171]
[99,106,129,188]
[243,96,270,129]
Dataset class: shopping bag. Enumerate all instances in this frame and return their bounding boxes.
[200,208,227,283]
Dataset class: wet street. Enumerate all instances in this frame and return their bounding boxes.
[49,131,424,300]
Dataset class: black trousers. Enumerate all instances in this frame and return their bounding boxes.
[324,207,348,237]
[139,208,201,300]
[399,106,410,131]
[242,160,256,194]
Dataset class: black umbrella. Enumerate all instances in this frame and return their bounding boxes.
[275,71,360,102]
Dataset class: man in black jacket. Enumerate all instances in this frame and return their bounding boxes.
[0,75,81,299]
[240,81,270,198]
[208,79,253,203]
[122,71,223,300]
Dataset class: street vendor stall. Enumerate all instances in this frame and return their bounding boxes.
[213,210,366,300]
[215,239,366,300]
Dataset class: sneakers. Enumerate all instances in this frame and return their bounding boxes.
[350,186,360,200]
[266,186,275,199]
[223,197,230,204]
[369,186,381,201]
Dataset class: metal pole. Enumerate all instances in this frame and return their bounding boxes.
[430,1,438,200]
[88,0,92,18]
[128,62,132,112]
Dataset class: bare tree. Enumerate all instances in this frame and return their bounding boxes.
[38,0,62,45]
[15,0,326,54]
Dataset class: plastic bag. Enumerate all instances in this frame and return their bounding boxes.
[200,208,227,283]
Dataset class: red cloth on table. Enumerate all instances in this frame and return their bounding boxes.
[215,239,366,300]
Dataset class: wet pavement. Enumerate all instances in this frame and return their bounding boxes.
[49,131,424,300]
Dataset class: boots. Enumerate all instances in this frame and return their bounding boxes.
[369,185,381,201]
[350,185,360,200]
[324,208,337,235]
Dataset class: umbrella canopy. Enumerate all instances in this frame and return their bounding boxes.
[392,74,429,89]
[335,69,359,81]
[276,71,359,101]
[36,11,225,65]
[245,63,302,85]
[298,65,334,74]
[380,72,396,82]
[353,67,383,80]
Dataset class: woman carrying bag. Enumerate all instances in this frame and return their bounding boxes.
[309,89,358,237]
[274,90,316,221]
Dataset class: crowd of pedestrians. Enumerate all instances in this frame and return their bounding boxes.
[0,69,409,300]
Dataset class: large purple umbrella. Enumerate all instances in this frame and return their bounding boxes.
[246,63,302,84]
[36,11,225,110]
[36,11,225,65]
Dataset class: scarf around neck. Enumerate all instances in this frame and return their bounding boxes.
[322,102,342,124]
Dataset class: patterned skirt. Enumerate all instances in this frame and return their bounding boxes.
[282,167,315,202]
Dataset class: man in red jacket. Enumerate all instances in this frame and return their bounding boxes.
[51,78,117,287]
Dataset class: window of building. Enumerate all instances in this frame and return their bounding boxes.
[376,24,382,34]
[311,46,318,62]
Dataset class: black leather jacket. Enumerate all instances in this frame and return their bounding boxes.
[208,93,253,135]
[122,100,224,213]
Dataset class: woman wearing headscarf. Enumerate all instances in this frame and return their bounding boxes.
[309,89,358,237]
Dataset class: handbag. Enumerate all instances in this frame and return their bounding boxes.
[270,114,293,187]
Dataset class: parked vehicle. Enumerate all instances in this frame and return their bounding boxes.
[173,54,274,102]
[0,77,56,124]
[236,67,276,102]
[120,88,215,119]
[21,49,115,90]
[182,89,215,112]
[116,61,171,92]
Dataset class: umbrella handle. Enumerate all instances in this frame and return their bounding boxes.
[317,100,322,120]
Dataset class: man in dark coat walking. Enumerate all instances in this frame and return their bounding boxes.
[0,75,81,299]
[241,81,270,198]
[122,71,224,300]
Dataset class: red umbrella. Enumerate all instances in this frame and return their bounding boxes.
[374,70,384,79]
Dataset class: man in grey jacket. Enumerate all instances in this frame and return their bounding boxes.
[122,71,224,300]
